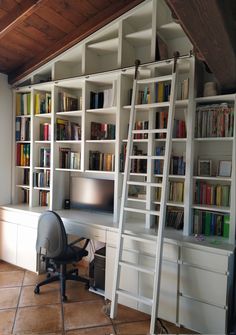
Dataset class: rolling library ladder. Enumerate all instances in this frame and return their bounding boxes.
[110,54,180,335]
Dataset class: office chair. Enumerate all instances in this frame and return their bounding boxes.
[34,210,90,302]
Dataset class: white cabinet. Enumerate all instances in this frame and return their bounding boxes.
[0,220,17,264]
[16,225,37,272]
[179,245,232,334]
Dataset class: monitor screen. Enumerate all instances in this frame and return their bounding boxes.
[70,177,114,213]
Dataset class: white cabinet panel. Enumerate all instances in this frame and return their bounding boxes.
[181,246,228,273]
[0,220,17,264]
[180,264,227,306]
[16,225,37,272]
[179,296,226,334]
[138,255,178,323]
[105,245,138,309]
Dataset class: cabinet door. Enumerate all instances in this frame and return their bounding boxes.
[105,245,138,309]
[0,220,17,264]
[138,254,178,323]
[16,225,37,272]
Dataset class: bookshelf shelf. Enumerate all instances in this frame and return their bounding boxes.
[56,110,82,117]
[16,185,30,189]
[158,22,185,40]
[34,113,52,118]
[195,94,235,103]
[56,140,81,144]
[123,102,170,109]
[193,176,232,182]
[86,107,116,114]
[85,170,115,175]
[192,204,231,213]
[16,141,31,144]
[34,187,50,191]
[35,140,50,144]
[86,140,116,144]
[34,167,51,170]
[127,197,146,203]
[122,139,148,143]
[166,201,185,208]
[55,168,82,172]
[194,137,233,142]
[175,99,189,107]
[169,175,185,179]
[172,138,186,143]
[87,37,119,53]
[16,115,31,119]
[125,28,152,44]
[16,166,30,169]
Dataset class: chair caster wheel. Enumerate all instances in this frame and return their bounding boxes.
[62,295,68,302]
[34,286,40,294]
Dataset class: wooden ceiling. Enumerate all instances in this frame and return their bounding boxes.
[0,0,144,84]
[0,0,235,91]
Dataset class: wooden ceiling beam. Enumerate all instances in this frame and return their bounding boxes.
[9,0,144,84]
[165,0,236,91]
[0,0,47,39]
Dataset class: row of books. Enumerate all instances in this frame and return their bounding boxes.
[56,119,81,141]
[59,148,80,169]
[195,103,234,138]
[154,146,165,174]
[16,117,31,141]
[33,170,50,188]
[128,82,171,106]
[22,169,30,185]
[39,190,50,206]
[133,120,149,139]
[193,210,230,238]
[120,144,147,173]
[170,154,186,175]
[16,93,31,116]
[155,81,171,103]
[166,208,184,230]
[35,92,51,114]
[169,181,184,203]
[173,119,186,138]
[90,87,116,109]
[194,182,230,207]
[39,147,50,168]
[39,123,51,141]
[89,151,115,171]
[155,110,168,139]
[58,92,81,112]
[20,188,29,204]
[91,122,116,140]
[16,143,30,166]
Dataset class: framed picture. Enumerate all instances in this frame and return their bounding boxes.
[198,159,212,176]
[218,160,232,177]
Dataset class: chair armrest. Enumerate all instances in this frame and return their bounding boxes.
[69,237,85,246]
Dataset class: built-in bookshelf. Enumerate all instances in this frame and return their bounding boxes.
[11,0,236,245]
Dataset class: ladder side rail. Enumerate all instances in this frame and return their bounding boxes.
[150,63,179,334]
[110,61,140,318]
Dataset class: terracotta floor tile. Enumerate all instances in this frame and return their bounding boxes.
[0,308,16,334]
[13,305,62,334]
[22,270,49,286]
[65,281,103,303]
[63,300,112,330]
[0,271,24,288]
[19,284,61,307]
[0,261,21,272]
[0,287,21,309]
[114,320,150,334]
[112,305,150,324]
[66,325,115,334]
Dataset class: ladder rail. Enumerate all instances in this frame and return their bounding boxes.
[110,60,141,318]
[150,55,179,334]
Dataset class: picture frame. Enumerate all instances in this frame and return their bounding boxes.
[218,160,232,177]
[198,159,212,176]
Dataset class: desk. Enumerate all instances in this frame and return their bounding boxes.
[0,204,234,334]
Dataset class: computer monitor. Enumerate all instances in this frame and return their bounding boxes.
[70,177,114,213]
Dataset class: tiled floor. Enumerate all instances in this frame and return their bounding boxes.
[0,260,195,334]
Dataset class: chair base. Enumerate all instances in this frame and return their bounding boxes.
[34,264,90,302]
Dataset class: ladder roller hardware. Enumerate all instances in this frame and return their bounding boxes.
[110,54,181,334]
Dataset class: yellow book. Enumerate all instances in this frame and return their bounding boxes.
[35,93,40,114]
[157,82,164,103]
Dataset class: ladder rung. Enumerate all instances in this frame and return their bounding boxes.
[116,289,153,306]
[127,181,162,187]
[121,233,156,244]
[132,129,167,134]
[137,74,172,84]
[127,197,146,203]
[119,261,155,274]
[124,207,160,216]
[129,155,165,160]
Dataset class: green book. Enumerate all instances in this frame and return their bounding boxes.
[204,212,211,236]
[223,214,230,238]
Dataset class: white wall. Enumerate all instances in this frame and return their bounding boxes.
[0,73,12,205]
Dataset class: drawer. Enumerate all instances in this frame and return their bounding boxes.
[0,209,39,228]
[180,264,227,306]
[179,296,226,334]
[106,231,178,261]
[181,246,228,273]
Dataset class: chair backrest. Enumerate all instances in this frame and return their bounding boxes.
[36,211,67,258]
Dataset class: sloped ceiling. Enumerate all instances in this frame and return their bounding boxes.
[0,0,235,90]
